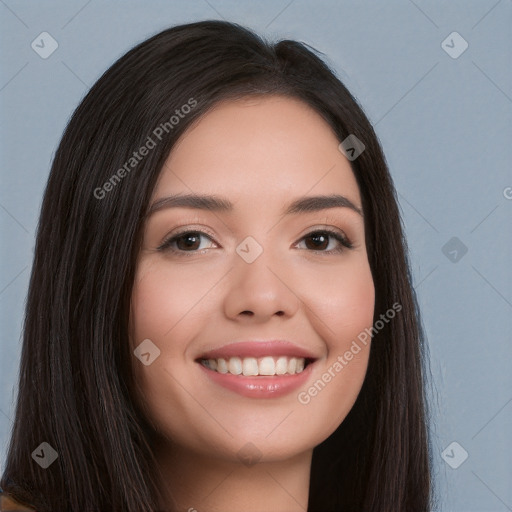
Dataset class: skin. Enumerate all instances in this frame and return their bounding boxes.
[129,95,375,512]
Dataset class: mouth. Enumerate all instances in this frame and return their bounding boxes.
[198,356,315,376]
[195,340,319,398]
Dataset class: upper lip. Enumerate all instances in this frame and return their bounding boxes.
[196,340,319,361]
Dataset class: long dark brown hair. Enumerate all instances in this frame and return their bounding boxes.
[1,20,434,511]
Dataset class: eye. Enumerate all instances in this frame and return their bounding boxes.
[295,229,353,254]
[157,230,217,255]
[157,228,353,256]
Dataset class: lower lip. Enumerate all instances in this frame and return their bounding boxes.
[197,362,314,398]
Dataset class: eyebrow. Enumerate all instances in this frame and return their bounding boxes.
[147,193,363,217]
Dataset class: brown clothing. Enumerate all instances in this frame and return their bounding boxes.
[0,491,36,511]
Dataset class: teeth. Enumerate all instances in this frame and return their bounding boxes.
[288,358,297,375]
[242,357,259,376]
[228,356,242,375]
[202,356,307,376]
[217,358,228,374]
[275,357,288,375]
[259,356,275,376]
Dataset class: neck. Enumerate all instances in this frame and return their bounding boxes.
[155,442,312,512]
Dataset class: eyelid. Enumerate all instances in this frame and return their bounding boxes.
[296,223,349,240]
[168,224,218,240]
[296,215,354,238]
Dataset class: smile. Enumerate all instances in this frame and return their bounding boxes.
[195,341,319,398]
[199,356,309,376]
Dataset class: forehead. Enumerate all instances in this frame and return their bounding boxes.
[153,95,361,206]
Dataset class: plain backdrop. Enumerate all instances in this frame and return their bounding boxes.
[1,1,511,510]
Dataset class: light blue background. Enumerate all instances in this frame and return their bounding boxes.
[1,1,511,510]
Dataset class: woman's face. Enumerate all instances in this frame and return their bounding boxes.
[130,95,375,463]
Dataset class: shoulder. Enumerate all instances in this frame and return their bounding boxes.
[0,490,37,511]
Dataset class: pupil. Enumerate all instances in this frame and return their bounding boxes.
[307,234,328,250]
[178,233,200,250]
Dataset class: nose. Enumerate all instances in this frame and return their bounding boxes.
[223,247,300,322]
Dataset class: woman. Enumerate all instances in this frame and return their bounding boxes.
[0,20,433,511]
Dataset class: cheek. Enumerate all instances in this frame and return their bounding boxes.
[130,266,174,346]
[129,259,200,407]
[321,258,375,373]
[304,256,375,344]
[294,258,375,435]
[130,258,220,347]
[129,259,219,442]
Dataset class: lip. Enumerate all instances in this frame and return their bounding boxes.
[195,340,318,399]
[196,340,318,360]
[197,359,316,398]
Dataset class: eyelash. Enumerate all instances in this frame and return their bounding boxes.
[156,227,354,257]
